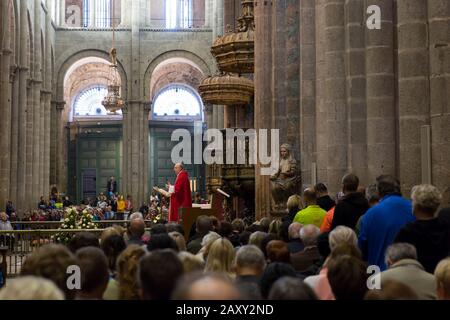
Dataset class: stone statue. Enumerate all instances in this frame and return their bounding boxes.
[270,143,301,212]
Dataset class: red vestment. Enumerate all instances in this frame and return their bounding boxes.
[169,170,192,222]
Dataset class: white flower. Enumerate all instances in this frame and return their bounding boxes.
[70,226,74,229]
[65,218,69,222]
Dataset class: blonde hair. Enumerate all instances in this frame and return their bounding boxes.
[435,258,450,297]
[169,231,187,251]
[205,238,235,275]
[116,245,146,300]
[287,195,302,212]
[178,251,205,273]
[268,219,282,236]
[329,226,358,251]
[0,276,64,300]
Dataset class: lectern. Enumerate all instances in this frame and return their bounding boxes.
[179,190,227,240]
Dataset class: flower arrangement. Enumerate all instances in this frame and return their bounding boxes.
[79,209,97,230]
[52,207,97,244]
[52,207,78,245]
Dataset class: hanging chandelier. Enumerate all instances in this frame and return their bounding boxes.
[102,48,124,114]
[102,4,124,114]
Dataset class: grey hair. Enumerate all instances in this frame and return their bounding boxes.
[299,225,320,247]
[385,243,418,266]
[201,231,221,247]
[0,276,65,300]
[329,226,357,251]
[129,212,144,221]
[411,184,442,215]
[234,245,266,270]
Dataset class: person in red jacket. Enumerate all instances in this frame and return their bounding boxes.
[167,163,192,223]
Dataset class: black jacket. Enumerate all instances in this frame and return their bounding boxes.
[317,195,336,212]
[394,218,450,273]
[331,192,369,230]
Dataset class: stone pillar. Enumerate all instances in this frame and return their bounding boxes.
[346,0,367,184]
[285,0,300,150]
[397,0,430,195]
[213,0,224,39]
[366,0,396,184]
[0,47,12,210]
[60,0,66,26]
[324,0,347,195]
[254,0,273,219]
[121,0,149,206]
[42,92,52,198]
[9,65,19,205]
[205,0,212,27]
[17,0,29,213]
[315,0,328,184]
[51,101,66,192]
[32,0,43,204]
[120,0,131,27]
[271,0,286,137]
[428,0,450,205]
[122,101,149,207]
[300,0,316,187]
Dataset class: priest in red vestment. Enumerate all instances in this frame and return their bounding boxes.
[167,163,192,222]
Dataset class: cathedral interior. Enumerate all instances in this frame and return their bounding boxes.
[0,0,449,220]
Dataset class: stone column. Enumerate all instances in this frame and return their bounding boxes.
[324,0,347,195]
[121,0,149,206]
[254,0,273,219]
[60,0,66,26]
[213,0,224,39]
[42,91,52,198]
[52,101,66,192]
[9,65,19,205]
[32,0,43,204]
[285,0,300,150]
[365,0,396,184]
[300,0,316,187]
[205,0,212,28]
[397,0,430,195]
[315,0,328,184]
[428,0,450,205]
[346,0,367,183]
[0,47,12,210]
[17,0,29,213]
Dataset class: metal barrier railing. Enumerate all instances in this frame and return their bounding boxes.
[0,226,151,278]
[11,220,153,230]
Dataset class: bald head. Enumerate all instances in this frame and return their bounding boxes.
[130,218,145,238]
[174,163,184,175]
[174,274,241,300]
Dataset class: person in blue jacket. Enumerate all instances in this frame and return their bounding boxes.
[358,175,415,271]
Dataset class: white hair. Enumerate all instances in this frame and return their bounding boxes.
[0,276,65,300]
[385,243,418,267]
[329,226,357,251]
[129,212,144,221]
[411,184,442,214]
[299,225,320,247]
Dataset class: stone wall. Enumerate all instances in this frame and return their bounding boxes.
[254,0,450,215]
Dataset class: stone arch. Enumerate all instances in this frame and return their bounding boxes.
[56,49,128,103]
[143,50,211,102]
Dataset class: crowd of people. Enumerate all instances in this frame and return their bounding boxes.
[0,174,449,300]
